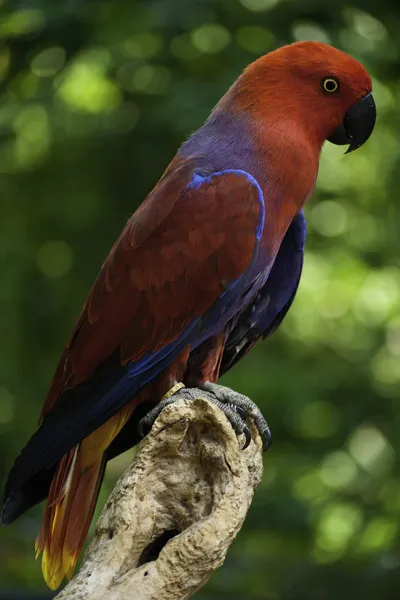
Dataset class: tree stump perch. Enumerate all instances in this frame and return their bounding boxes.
[55,388,264,600]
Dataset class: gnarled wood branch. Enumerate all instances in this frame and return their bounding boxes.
[55,389,264,600]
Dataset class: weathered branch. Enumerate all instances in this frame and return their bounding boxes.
[55,389,264,600]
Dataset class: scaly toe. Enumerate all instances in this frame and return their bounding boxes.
[199,381,271,451]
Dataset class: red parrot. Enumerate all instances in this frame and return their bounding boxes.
[1,41,376,589]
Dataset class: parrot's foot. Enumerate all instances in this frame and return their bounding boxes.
[138,382,271,451]
[199,382,271,451]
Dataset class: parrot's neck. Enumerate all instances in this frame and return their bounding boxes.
[179,109,256,174]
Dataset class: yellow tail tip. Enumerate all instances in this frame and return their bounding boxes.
[38,544,78,589]
[34,537,42,560]
[63,548,79,581]
[42,547,65,591]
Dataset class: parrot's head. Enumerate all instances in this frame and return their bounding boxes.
[238,41,376,154]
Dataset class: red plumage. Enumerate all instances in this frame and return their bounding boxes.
[32,165,263,588]
[1,41,375,590]
[43,164,261,415]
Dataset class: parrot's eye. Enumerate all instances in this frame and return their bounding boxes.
[322,77,340,93]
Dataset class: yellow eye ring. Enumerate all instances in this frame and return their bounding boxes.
[322,77,339,93]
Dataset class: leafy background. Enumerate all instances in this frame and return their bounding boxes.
[0,0,399,598]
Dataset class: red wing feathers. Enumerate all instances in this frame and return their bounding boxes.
[42,166,262,418]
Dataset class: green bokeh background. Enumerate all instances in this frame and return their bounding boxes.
[1,0,399,598]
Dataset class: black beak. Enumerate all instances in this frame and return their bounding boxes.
[328,92,376,154]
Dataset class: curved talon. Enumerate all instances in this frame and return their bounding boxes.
[241,426,251,450]
[225,403,251,449]
[138,414,151,439]
[261,426,272,451]
[138,417,151,440]
[199,381,271,452]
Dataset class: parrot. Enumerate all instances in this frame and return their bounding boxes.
[1,41,376,590]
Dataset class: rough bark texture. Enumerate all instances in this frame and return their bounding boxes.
[55,389,264,600]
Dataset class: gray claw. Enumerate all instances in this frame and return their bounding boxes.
[199,382,271,451]
[138,382,270,452]
[138,396,180,439]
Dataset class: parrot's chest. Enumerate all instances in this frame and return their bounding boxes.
[256,150,315,256]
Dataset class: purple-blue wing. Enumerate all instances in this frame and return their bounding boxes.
[220,211,306,374]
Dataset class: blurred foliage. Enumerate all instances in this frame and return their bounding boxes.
[0,0,400,598]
